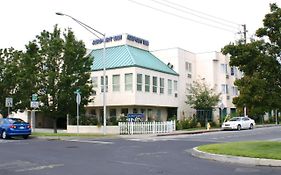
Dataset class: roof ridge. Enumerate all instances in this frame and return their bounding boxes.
[124,45,136,65]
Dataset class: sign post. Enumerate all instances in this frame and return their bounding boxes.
[219,103,225,124]
[30,94,39,131]
[5,97,13,117]
[75,89,81,134]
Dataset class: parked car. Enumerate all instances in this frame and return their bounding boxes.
[221,116,255,131]
[0,118,31,139]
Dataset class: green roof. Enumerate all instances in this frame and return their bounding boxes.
[90,45,178,75]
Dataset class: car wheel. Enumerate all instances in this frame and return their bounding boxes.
[1,130,9,139]
[249,123,254,129]
[23,135,29,139]
[237,125,241,131]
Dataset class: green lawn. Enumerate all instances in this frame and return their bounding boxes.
[197,141,281,160]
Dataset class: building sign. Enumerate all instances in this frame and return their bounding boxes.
[127,113,144,122]
[92,35,122,45]
[126,34,149,46]
[92,34,149,47]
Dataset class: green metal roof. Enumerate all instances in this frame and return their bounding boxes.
[90,45,178,75]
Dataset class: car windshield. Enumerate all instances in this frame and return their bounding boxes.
[229,117,241,121]
[8,118,26,124]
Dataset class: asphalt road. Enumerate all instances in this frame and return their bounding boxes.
[1,126,281,175]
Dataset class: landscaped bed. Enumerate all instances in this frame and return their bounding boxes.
[197,141,281,160]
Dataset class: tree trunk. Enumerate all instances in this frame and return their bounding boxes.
[53,118,57,133]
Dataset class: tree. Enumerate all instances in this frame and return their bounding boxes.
[222,3,281,118]
[0,48,20,116]
[27,25,93,133]
[186,80,221,124]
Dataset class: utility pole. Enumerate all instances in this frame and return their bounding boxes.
[242,24,247,44]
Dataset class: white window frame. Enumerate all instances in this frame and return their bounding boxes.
[112,74,120,92]
[125,73,133,91]
[168,79,172,95]
[145,75,150,92]
[153,76,157,93]
[137,74,142,91]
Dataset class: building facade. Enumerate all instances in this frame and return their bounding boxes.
[86,34,179,122]
[153,48,242,122]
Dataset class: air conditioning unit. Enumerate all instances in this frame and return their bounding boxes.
[227,96,230,100]
[187,74,192,78]
[226,75,229,79]
[175,93,178,98]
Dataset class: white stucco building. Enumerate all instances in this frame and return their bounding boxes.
[86,34,179,122]
[85,34,241,123]
[153,48,242,122]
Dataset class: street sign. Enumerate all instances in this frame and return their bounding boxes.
[5,98,13,107]
[30,101,39,108]
[76,93,81,105]
[74,89,81,94]
[32,94,38,101]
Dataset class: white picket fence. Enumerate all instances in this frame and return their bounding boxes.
[118,120,176,135]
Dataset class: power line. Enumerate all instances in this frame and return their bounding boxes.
[128,0,237,33]
[160,0,240,27]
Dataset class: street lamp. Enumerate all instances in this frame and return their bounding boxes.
[56,12,107,134]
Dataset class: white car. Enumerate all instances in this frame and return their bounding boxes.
[221,117,255,130]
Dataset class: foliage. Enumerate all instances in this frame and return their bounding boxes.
[222,3,281,117]
[176,117,198,130]
[186,80,221,110]
[0,48,20,116]
[0,25,93,133]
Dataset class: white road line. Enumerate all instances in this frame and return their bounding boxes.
[67,139,113,144]
[15,164,64,172]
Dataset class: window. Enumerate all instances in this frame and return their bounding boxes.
[221,84,229,94]
[91,76,98,88]
[232,86,238,96]
[109,109,116,117]
[145,75,150,92]
[174,80,178,92]
[112,75,120,92]
[185,62,192,72]
[133,108,138,113]
[160,78,164,94]
[125,73,133,91]
[121,108,128,116]
[168,79,172,95]
[153,76,157,93]
[101,76,108,92]
[137,74,142,91]
[220,64,228,74]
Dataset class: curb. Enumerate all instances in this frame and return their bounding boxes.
[157,129,221,137]
[189,147,281,167]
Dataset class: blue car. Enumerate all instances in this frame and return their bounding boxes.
[0,118,31,139]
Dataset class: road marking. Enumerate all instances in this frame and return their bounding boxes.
[137,151,168,157]
[112,161,157,168]
[67,139,114,144]
[15,164,64,172]
[0,160,35,169]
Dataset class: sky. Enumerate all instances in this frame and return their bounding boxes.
[1,0,280,53]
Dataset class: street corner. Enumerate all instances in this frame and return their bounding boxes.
[188,147,281,167]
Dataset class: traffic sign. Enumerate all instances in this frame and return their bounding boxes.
[32,94,38,101]
[74,89,81,94]
[30,101,39,108]
[76,93,81,105]
[5,98,13,107]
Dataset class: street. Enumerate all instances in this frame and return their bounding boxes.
[1,126,281,175]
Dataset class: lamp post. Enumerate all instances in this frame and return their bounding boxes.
[56,12,107,134]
